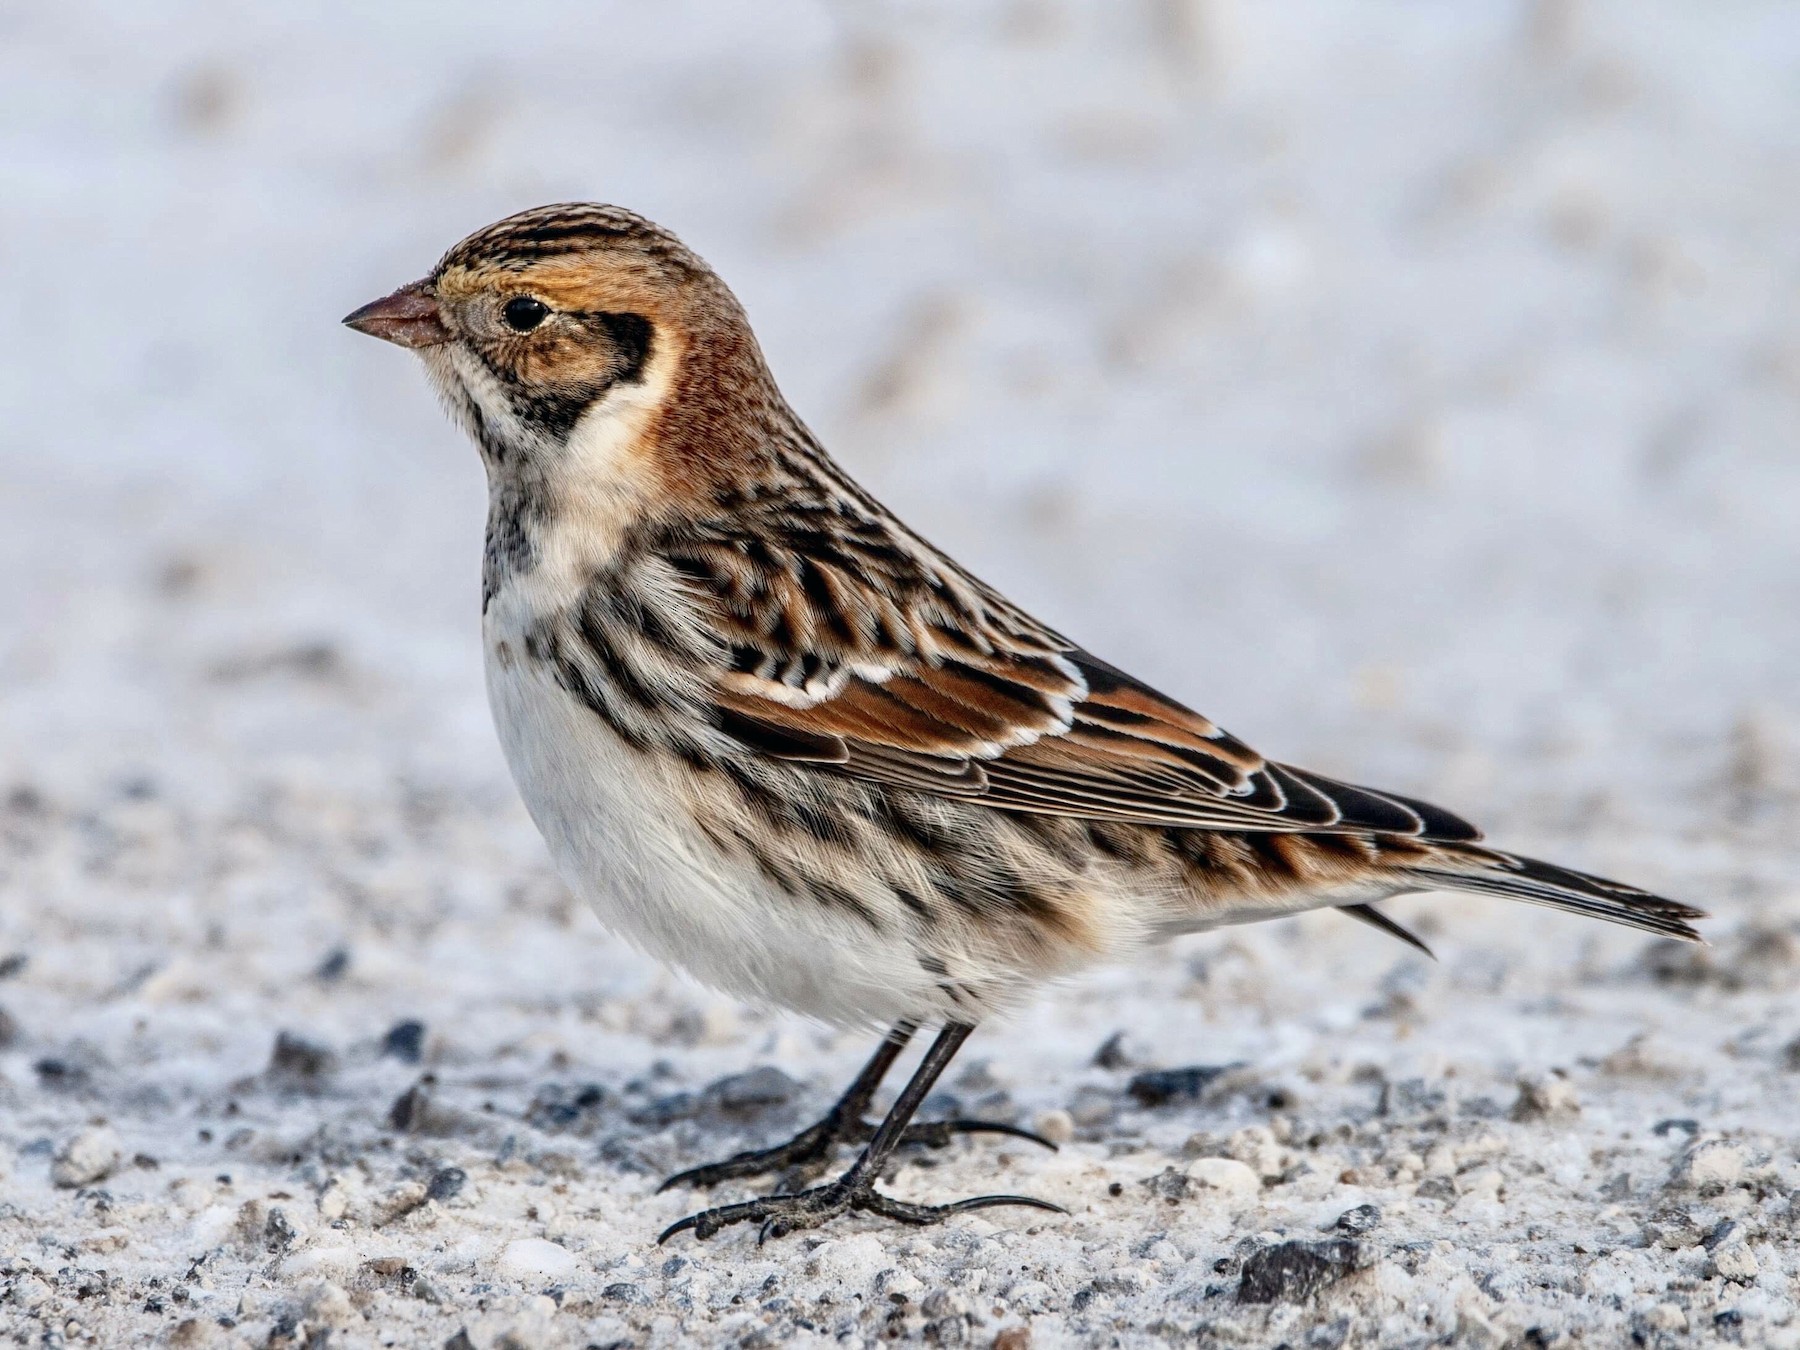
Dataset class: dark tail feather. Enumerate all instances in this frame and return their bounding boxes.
[1339,903,1436,959]
[1410,847,1705,943]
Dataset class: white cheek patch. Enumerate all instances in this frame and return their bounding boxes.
[561,381,657,481]
[421,346,537,455]
[559,349,675,480]
[424,338,676,476]
[530,349,682,557]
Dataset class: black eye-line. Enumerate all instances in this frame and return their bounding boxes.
[501,295,550,333]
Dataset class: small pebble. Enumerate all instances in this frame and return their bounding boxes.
[1127,1064,1234,1107]
[1141,1166,1191,1202]
[1510,1074,1579,1122]
[1708,1244,1760,1284]
[426,1167,466,1202]
[1226,1125,1285,1178]
[1237,1239,1369,1304]
[1673,1139,1746,1192]
[1092,1031,1133,1069]
[373,1182,428,1226]
[382,1020,427,1064]
[52,1125,122,1188]
[388,1082,430,1132]
[875,1268,923,1299]
[1332,1204,1382,1236]
[267,1031,335,1082]
[313,948,350,982]
[699,1065,800,1118]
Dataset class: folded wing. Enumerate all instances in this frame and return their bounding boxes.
[669,513,1481,842]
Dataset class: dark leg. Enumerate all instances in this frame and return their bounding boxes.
[659,1023,1065,1244]
[657,1020,1051,1194]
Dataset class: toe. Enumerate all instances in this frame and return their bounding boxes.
[856,1189,1068,1225]
[942,1119,1060,1151]
[656,1164,716,1194]
[945,1193,1068,1218]
[657,1212,705,1244]
[898,1118,1060,1153]
[655,1120,845,1193]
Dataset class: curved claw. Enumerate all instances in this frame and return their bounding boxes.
[656,1155,757,1195]
[947,1193,1068,1217]
[662,1195,774,1245]
[929,1119,1059,1152]
[659,1179,1066,1245]
[657,1113,1054,1196]
[857,1189,1068,1225]
[657,1212,704,1245]
[657,1166,711,1196]
[655,1118,839,1193]
[662,1186,846,1246]
[658,1193,772,1244]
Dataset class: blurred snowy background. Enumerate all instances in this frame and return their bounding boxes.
[3,2,1799,1345]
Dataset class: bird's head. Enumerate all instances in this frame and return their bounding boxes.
[345,204,780,512]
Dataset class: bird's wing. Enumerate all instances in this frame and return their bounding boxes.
[668,513,1481,841]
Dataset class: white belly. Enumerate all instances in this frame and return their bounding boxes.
[482,631,941,1028]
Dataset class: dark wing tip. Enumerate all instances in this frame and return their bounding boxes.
[1385,790,1484,843]
[1285,766,1484,842]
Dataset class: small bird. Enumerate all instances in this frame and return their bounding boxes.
[345,204,1704,1244]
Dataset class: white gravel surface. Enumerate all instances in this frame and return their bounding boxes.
[4,2,1800,1346]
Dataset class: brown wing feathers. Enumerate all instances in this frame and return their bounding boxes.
[948,663,1477,839]
[688,524,1480,842]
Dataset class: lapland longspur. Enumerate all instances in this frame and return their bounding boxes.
[345,204,1703,1243]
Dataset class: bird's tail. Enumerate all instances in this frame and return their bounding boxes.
[1404,845,1705,943]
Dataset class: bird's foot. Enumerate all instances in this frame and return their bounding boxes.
[658,1170,1064,1244]
[656,1111,1055,1193]
[656,1112,843,1193]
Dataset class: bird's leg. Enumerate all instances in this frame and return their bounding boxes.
[659,1023,1065,1243]
[657,1021,1055,1194]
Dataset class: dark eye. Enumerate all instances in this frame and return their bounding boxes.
[502,296,549,332]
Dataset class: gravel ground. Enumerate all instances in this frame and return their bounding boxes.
[4,2,1800,1346]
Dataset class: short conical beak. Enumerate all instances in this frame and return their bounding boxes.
[342,280,450,348]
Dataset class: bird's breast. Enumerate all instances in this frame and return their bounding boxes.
[479,586,957,1027]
